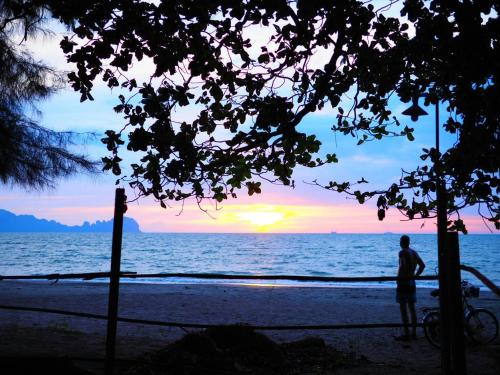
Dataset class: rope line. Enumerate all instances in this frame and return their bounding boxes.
[0,271,438,282]
[0,304,424,330]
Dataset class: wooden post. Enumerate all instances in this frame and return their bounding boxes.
[437,184,452,374]
[434,100,453,375]
[105,188,126,375]
[446,232,467,375]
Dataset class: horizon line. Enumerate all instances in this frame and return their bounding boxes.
[134,231,497,235]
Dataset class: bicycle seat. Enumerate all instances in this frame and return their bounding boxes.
[430,289,440,297]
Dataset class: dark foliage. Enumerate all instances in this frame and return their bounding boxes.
[0,0,97,189]
[33,0,499,230]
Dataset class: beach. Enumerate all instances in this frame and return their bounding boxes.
[0,280,499,374]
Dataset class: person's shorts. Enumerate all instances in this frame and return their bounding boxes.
[396,280,417,304]
[396,290,417,304]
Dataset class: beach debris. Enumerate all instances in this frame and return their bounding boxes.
[121,325,346,374]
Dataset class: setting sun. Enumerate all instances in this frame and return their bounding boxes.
[237,210,285,226]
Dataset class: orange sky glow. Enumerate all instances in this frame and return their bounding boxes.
[125,202,490,234]
[1,190,493,234]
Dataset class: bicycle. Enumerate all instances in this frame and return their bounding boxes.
[422,280,499,348]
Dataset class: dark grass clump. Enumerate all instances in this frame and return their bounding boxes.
[204,325,286,372]
[282,337,347,374]
[122,326,347,375]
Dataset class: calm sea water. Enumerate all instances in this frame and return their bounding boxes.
[0,233,498,288]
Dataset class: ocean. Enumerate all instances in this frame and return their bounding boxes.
[0,233,498,289]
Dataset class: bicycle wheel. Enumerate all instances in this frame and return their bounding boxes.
[466,309,499,344]
[423,311,441,348]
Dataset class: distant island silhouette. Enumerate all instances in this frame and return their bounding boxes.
[0,209,141,232]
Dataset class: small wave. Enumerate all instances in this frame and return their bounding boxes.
[307,270,331,276]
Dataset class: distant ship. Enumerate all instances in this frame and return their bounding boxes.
[330,231,337,234]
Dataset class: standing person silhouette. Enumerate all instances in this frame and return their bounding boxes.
[395,235,425,340]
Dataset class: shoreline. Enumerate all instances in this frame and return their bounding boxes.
[1,276,444,289]
[1,281,498,374]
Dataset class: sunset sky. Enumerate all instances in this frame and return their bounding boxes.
[0,20,491,234]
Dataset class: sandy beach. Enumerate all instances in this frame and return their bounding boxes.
[0,280,499,374]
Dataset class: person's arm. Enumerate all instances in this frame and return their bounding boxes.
[415,253,426,277]
[397,251,404,276]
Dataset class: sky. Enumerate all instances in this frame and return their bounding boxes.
[0,12,493,234]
